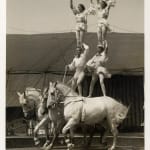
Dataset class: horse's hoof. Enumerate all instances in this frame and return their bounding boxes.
[42,141,51,149]
[67,143,74,150]
[45,143,53,150]
[34,140,40,146]
[108,147,114,150]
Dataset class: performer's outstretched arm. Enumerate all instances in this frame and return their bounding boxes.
[70,0,78,15]
[82,43,90,56]
[83,43,89,50]
[105,0,116,12]
[106,1,112,11]
[82,1,96,16]
[70,0,73,9]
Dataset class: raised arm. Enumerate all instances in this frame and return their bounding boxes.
[70,0,78,15]
[105,0,116,11]
[79,0,95,16]
[82,43,90,56]
[70,0,74,9]
[96,0,113,10]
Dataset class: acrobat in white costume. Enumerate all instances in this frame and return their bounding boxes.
[70,0,95,48]
[91,0,116,48]
[66,43,90,96]
[86,40,111,97]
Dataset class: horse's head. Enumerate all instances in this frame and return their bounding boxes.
[47,81,63,109]
[17,91,37,119]
[47,81,78,108]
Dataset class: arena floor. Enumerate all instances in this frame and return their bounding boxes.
[6,133,144,150]
[6,145,144,150]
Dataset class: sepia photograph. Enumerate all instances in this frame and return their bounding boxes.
[4,0,146,150]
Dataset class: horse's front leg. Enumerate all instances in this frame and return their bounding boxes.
[45,119,65,150]
[108,124,118,150]
[45,124,57,150]
[33,115,49,146]
[62,118,77,150]
[42,122,51,148]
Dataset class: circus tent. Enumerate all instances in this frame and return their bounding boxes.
[6,32,144,129]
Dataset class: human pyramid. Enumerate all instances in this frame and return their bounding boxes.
[65,0,116,97]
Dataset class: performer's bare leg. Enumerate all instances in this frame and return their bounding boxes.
[88,74,98,97]
[97,27,102,46]
[101,24,107,44]
[97,24,107,47]
[76,30,81,47]
[77,72,85,96]
[71,78,77,91]
[80,30,85,47]
[98,73,106,96]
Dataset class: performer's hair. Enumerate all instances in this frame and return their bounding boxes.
[78,4,86,11]
[101,1,107,9]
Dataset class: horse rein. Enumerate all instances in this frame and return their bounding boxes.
[62,66,68,83]
[52,83,84,107]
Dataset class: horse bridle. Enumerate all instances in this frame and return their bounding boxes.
[47,83,60,108]
[53,81,78,98]
[52,82,83,107]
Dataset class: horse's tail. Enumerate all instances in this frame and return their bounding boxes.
[113,103,130,125]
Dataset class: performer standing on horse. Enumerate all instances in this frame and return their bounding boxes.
[86,40,111,97]
[66,43,90,96]
[70,0,95,48]
[90,0,116,48]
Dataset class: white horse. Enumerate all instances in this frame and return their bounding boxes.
[17,87,51,148]
[46,82,99,150]
[47,81,129,150]
[44,83,66,150]
[47,82,108,149]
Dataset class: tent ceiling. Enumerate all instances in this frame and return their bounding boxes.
[7,32,144,74]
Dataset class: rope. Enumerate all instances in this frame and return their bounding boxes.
[62,67,68,83]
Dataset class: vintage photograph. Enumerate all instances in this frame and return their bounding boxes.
[6,0,144,150]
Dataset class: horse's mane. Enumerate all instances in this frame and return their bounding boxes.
[24,87,42,103]
[57,81,79,96]
[25,87,41,93]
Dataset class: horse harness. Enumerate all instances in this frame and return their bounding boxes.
[53,83,87,122]
[57,90,86,122]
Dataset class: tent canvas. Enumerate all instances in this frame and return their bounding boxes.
[6,32,144,107]
[6,32,144,129]
[7,32,144,74]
